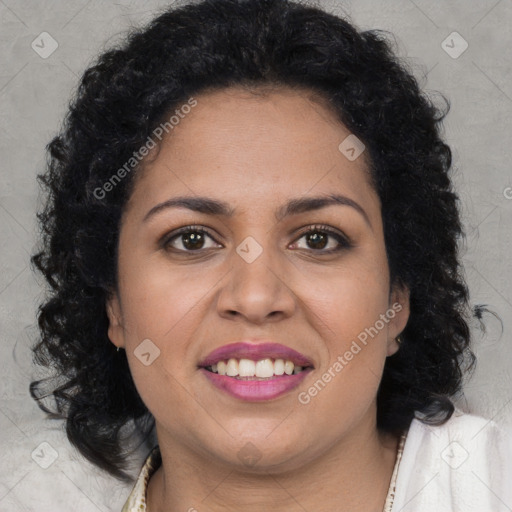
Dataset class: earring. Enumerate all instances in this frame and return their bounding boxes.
[116,346,120,352]
[396,335,403,345]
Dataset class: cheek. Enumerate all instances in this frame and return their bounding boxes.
[294,259,390,411]
[297,256,390,348]
[119,253,216,344]
[119,265,213,424]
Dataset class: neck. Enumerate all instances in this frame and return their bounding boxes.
[146,416,400,512]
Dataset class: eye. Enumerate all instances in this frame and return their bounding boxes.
[290,225,351,253]
[162,225,222,252]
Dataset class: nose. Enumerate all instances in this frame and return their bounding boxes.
[216,244,297,325]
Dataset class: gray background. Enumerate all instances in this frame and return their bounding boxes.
[1,1,511,510]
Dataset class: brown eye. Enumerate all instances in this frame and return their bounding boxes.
[162,226,221,252]
[291,225,351,253]
[181,231,206,250]
[305,231,328,250]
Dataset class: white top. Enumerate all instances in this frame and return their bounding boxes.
[121,409,512,512]
[392,409,512,511]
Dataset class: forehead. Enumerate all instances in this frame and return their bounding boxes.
[165,86,358,166]
[126,86,378,219]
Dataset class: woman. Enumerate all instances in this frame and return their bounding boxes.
[30,0,512,511]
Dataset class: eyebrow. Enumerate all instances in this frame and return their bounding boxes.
[143,193,372,229]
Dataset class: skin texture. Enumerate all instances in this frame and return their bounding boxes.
[107,86,410,512]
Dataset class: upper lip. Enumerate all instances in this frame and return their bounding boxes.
[198,341,314,368]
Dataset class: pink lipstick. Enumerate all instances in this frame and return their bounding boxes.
[198,341,314,402]
[199,342,313,368]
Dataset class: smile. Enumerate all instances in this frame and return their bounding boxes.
[207,357,307,377]
[198,342,314,401]
[199,366,313,401]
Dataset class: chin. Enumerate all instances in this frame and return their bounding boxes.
[200,423,314,473]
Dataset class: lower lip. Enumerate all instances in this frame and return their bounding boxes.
[199,368,312,401]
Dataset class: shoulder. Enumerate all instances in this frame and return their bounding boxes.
[392,409,512,512]
[407,407,511,450]
[121,446,161,512]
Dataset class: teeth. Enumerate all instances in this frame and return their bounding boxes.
[274,358,285,375]
[217,360,227,375]
[207,358,306,377]
[226,358,239,377]
[284,360,294,375]
[255,358,274,378]
[238,358,256,377]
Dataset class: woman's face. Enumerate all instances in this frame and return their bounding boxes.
[107,86,410,471]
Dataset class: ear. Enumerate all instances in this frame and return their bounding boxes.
[386,282,410,357]
[106,292,125,350]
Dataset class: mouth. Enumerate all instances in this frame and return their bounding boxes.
[198,342,314,401]
[202,358,310,378]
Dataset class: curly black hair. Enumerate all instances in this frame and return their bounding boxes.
[30,0,486,482]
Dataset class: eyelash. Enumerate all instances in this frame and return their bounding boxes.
[293,224,352,253]
[161,224,352,254]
